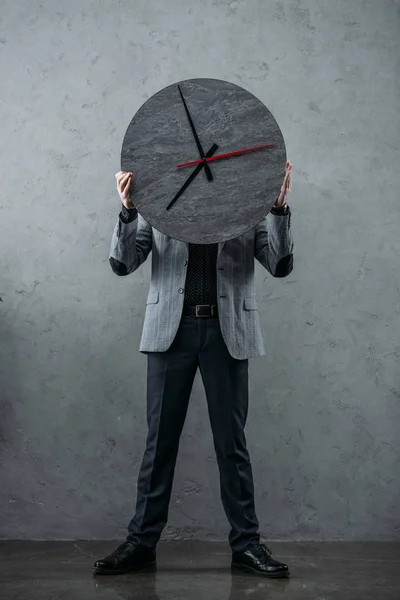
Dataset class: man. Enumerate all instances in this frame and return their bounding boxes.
[93,161,294,577]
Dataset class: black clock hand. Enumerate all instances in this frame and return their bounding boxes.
[178,84,214,182]
[166,143,219,211]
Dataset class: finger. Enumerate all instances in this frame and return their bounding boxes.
[121,173,131,192]
[118,174,129,191]
[118,174,130,193]
[116,172,126,186]
[116,171,132,184]
[122,172,131,184]
[125,174,132,194]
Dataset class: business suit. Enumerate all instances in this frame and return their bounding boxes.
[108,207,294,553]
[109,210,293,359]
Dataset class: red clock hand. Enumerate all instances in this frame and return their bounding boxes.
[176,144,275,169]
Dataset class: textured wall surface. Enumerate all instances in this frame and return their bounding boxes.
[0,0,399,541]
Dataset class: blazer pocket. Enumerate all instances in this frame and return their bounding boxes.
[244,297,257,310]
[146,290,159,305]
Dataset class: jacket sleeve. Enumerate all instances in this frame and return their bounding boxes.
[254,208,294,278]
[109,210,152,276]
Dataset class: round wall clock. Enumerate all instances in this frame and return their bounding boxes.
[121,78,286,244]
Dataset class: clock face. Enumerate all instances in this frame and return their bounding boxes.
[121,78,286,244]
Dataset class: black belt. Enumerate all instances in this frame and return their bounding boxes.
[183,304,218,317]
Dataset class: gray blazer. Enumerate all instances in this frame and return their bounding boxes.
[109,211,294,360]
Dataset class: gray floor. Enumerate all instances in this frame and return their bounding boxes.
[1,541,399,600]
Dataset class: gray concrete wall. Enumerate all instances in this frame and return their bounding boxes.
[1,0,399,541]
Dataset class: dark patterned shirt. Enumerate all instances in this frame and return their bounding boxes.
[184,243,218,306]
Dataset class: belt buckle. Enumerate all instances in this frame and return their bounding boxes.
[195,304,209,317]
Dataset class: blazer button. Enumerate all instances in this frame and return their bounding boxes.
[183,260,188,266]
[179,288,184,294]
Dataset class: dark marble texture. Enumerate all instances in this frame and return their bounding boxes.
[121,78,286,243]
[1,541,400,600]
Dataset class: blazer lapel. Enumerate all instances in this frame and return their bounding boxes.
[171,237,189,260]
[218,241,226,256]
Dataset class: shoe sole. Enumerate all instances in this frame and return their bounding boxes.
[93,562,157,576]
[231,563,290,578]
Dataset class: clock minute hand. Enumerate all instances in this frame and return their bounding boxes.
[178,84,214,182]
[167,143,219,212]
[176,144,275,169]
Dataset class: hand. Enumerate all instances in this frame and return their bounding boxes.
[115,171,134,208]
[275,160,293,207]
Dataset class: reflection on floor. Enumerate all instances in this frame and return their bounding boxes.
[1,540,399,600]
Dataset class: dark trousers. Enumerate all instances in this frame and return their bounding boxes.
[126,315,260,552]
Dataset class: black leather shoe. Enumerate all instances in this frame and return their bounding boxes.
[232,543,289,578]
[93,541,156,575]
